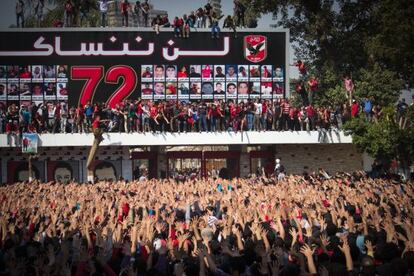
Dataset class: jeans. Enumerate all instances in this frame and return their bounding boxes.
[199,114,207,131]
[16,13,24,27]
[196,17,202,28]
[201,16,206,28]
[142,116,149,131]
[178,120,187,132]
[143,13,148,27]
[210,116,217,132]
[318,127,328,143]
[101,11,107,27]
[365,111,371,122]
[122,12,129,27]
[279,113,289,130]
[247,113,253,130]
[253,114,261,131]
[86,115,92,131]
[80,11,89,26]
[48,118,55,132]
[236,12,245,27]
[211,25,220,38]
[61,117,67,133]
[64,11,72,27]
[174,27,181,37]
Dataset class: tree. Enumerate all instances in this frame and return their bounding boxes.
[354,63,403,107]
[344,106,414,176]
[243,0,410,105]
[364,0,414,85]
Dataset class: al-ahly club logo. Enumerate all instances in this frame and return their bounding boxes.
[244,35,267,63]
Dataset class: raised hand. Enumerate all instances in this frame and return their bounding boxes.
[300,243,317,274]
[365,240,374,256]
[177,232,189,248]
[299,243,314,258]
[289,227,298,241]
[155,222,166,233]
[269,259,280,276]
[320,233,330,250]
[339,235,353,271]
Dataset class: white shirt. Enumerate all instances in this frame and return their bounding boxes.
[99,1,108,12]
[48,107,56,119]
[254,103,262,115]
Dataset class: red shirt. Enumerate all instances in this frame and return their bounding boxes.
[92,118,100,130]
[136,103,143,115]
[230,105,237,119]
[308,79,318,92]
[121,2,129,13]
[150,106,158,118]
[295,83,303,93]
[178,71,188,78]
[20,72,31,78]
[142,72,152,78]
[55,105,61,119]
[174,18,184,27]
[262,103,267,114]
[289,108,296,119]
[282,103,290,114]
[296,62,306,75]
[351,103,359,117]
[168,85,177,94]
[306,106,315,117]
[202,67,211,78]
[76,107,84,119]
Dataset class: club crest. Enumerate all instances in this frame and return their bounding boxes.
[244,35,267,63]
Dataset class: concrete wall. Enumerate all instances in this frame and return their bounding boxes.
[275,144,363,174]
[0,131,352,148]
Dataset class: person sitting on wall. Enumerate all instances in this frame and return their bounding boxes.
[223,15,237,38]
[210,12,223,39]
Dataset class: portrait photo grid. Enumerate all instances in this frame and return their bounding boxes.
[0,65,69,110]
[140,64,285,102]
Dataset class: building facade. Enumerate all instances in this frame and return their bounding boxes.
[0,131,369,184]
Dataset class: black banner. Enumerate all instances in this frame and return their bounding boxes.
[0,30,287,108]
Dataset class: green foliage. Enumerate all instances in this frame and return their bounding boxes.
[344,105,414,169]
[364,0,414,84]
[316,84,348,108]
[354,63,403,106]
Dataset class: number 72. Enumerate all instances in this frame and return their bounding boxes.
[71,65,137,108]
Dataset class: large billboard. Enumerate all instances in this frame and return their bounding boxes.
[0,29,288,108]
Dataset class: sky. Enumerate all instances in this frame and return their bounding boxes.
[0,0,297,77]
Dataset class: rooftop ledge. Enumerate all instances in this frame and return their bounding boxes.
[0,131,352,147]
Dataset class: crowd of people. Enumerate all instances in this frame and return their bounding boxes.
[15,0,247,38]
[1,98,359,136]
[0,172,413,275]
